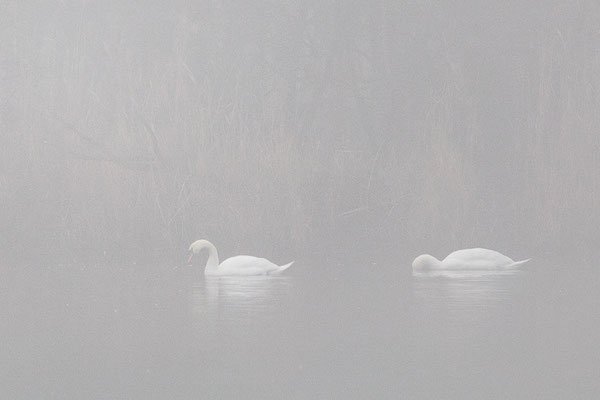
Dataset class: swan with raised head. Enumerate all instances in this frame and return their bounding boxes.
[188,239,294,276]
[412,248,530,271]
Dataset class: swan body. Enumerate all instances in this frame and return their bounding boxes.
[412,248,530,271]
[188,239,294,276]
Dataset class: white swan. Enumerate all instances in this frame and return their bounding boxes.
[188,239,294,276]
[412,248,530,271]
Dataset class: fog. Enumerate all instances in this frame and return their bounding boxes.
[1,1,599,399]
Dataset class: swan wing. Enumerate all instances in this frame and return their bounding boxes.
[217,256,281,276]
[442,248,515,269]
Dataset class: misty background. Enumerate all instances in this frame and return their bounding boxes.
[3,2,600,399]
[1,1,599,267]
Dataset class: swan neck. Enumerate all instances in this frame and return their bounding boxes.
[203,243,220,273]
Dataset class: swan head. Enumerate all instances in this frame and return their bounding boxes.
[188,239,215,262]
[412,254,441,271]
[189,239,211,254]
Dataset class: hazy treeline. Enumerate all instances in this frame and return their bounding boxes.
[1,1,599,266]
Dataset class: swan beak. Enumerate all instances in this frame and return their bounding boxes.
[187,253,194,263]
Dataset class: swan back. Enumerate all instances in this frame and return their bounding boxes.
[213,256,294,276]
[442,248,518,269]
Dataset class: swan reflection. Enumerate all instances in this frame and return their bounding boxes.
[412,268,525,316]
[192,276,293,324]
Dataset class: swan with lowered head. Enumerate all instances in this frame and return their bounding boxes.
[412,248,530,271]
[188,239,294,276]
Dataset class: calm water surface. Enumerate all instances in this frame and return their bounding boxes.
[2,260,598,399]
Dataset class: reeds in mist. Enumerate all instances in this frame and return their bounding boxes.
[1,1,598,265]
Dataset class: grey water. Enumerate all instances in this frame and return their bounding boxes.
[3,260,598,399]
[3,1,600,398]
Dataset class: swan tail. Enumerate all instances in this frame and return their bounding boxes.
[271,261,294,274]
[510,259,531,268]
